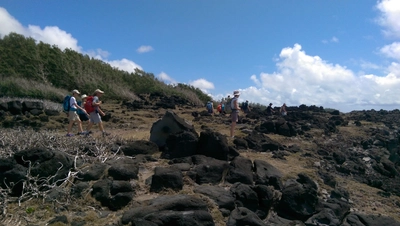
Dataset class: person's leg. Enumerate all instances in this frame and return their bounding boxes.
[99,121,104,132]
[67,112,84,134]
[230,111,237,137]
[67,112,75,135]
[230,121,236,137]
[86,121,93,132]
[77,120,83,133]
[86,112,97,132]
[67,120,74,135]
[84,120,90,131]
[99,122,110,136]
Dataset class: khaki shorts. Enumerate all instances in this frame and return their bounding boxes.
[68,111,80,122]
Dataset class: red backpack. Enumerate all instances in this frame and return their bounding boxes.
[84,96,95,113]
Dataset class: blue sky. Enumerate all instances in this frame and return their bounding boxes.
[1,0,400,112]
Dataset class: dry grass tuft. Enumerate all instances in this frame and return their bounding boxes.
[0,77,68,102]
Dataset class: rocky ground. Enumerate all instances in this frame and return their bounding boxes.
[0,96,400,226]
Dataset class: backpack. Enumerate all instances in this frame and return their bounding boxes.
[84,96,95,113]
[63,95,71,113]
[206,102,212,111]
[217,104,222,112]
[77,100,84,114]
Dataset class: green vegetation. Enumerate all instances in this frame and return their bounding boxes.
[324,108,339,113]
[0,33,211,105]
[26,206,35,214]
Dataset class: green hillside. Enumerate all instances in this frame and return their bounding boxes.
[0,33,211,105]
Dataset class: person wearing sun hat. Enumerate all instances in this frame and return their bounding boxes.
[77,94,89,122]
[230,90,241,138]
[86,89,109,136]
[66,89,89,137]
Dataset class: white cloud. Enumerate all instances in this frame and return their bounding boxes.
[360,60,380,70]
[376,0,400,38]
[380,42,400,61]
[86,48,110,60]
[137,45,154,53]
[108,58,143,72]
[0,7,25,35]
[250,75,261,86]
[28,25,81,52]
[189,78,215,92]
[388,62,400,75]
[239,44,400,112]
[0,7,81,51]
[158,72,176,84]
[322,36,339,44]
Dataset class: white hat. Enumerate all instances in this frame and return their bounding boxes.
[233,90,240,96]
[72,89,80,95]
[81,94,88,99]
[94,89,104,94]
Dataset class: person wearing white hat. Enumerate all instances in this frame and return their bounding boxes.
[77,94,90,123]
[230,90,241,138]
[86,89,109,136]
[67,90,89,137]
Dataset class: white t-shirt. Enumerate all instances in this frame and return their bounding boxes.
[93,96,100,111]
[231,97,238,110]
[69,96,77,111]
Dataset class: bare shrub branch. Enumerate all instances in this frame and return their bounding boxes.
[0,128,126,217]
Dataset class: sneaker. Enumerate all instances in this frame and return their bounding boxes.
[66,133,74,137]
[88,130,93,134]
[102,132,110,137]
[77,131,88,135]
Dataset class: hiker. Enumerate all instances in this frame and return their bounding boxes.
[266,103,275,116]
[86,89,110,136]
[280,103,287,116]
[206,101,214,115]
[77,94,89,123]
[221,102,226,114]
[66,90,89,137]
[230,90,241,138]
[242,100,251,113]
[225,95,232,113]
[217,103,222,114]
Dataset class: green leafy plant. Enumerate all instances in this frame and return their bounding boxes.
[26,206,35,214]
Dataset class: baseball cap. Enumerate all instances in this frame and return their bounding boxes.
[72,89,80,95]
[94,89,104,94]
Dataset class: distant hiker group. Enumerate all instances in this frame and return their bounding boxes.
[205,90,288,138]
[63,89,110,137]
